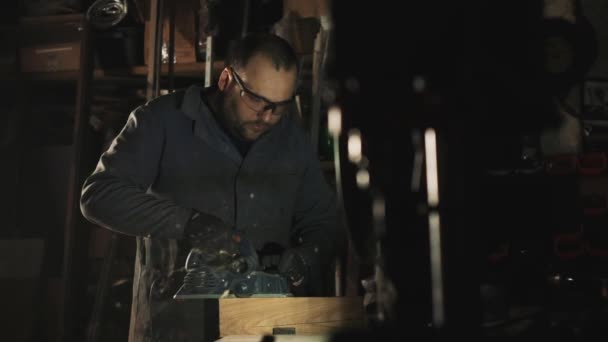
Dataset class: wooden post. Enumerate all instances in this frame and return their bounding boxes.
[146,0,164,100]
[60,13,93,342]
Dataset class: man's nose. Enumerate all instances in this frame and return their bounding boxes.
[258,108,274,122]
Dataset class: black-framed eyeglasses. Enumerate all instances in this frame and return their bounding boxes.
[229,66,294,117]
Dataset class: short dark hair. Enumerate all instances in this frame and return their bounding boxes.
[226,33,299,74]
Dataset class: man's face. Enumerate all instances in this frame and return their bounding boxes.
[222,54,297,141]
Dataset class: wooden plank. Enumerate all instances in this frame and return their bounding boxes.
[227,320,364,336]
[219,297,364,337]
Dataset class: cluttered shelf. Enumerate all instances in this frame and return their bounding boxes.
[1,61,226,83]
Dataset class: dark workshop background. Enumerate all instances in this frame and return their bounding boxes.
[1,0,608,341]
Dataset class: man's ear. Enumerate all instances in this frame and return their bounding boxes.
[218,68,231,91]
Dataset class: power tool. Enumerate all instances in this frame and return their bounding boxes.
[173,238,292,299]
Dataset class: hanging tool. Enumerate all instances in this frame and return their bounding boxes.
[86,0,128,29]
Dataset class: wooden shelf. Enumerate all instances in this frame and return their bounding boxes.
[3,61,226,83]
[21,70,80,81]
[94,61,225,79]
[0,70,80,82]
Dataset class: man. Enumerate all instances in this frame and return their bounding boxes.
[80,33,338,342]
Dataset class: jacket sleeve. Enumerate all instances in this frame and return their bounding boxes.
[291,142,341,294]
[80,104,192,239]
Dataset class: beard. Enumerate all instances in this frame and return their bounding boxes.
[221,93,272,142]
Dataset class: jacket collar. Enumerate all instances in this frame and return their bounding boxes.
[180,85,242,164]
[179,84,292,167]
[180,84,206,121]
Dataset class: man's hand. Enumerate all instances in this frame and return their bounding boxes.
[183,211,240,264]
[278,248,309,287]
[229,238,259,274]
